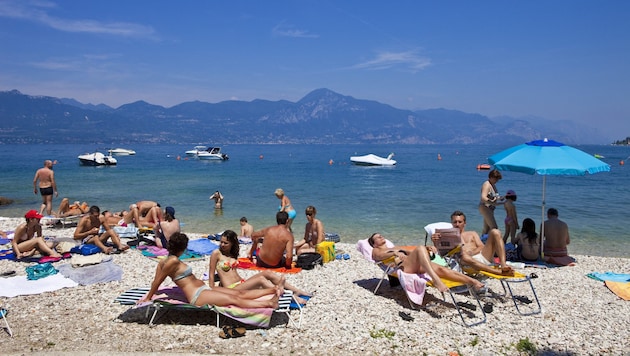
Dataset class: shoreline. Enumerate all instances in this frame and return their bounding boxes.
[1,217,629,355]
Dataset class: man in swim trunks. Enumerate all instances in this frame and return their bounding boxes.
[248,211,294,269]
[73,205,129,254]
[542,208,575,266]
[33,160,58,216]
[432,210,513,276]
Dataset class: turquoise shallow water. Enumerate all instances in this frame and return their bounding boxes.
[1,143,628,258]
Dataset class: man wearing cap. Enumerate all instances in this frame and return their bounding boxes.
[154,206,180,248]
[12,210,61,259]
[33,160,58,216]
[503,190,519,243]
[74,205,129,254]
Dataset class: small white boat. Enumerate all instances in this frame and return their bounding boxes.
[197,147,229,160]
[108,148,136,156]
[185,145,208,157]
[350,153,396,166]
[78,152,118,166]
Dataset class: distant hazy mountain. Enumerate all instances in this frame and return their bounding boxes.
[0,88,608,145]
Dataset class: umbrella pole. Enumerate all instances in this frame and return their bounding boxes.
[540,176,546,259]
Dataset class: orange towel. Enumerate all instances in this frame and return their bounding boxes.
[237,258,302,274]
[605,281,630,301]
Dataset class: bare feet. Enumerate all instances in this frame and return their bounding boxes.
[500,266,515,276]
[118,244,130,251]
[434,279,448,293]
[276,276,286,297]
[267,294,279,309]
[103,247,114,254]
[294,296,308,304]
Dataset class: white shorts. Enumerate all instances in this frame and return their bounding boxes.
[472,253,492,266]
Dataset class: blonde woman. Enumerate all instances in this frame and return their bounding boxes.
[274,188,296,231]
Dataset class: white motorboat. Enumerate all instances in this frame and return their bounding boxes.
[78,152,118,166]
[197,147,229,160]
[108,148,136,156]
[350,153,396,166]
[185,145,208,157]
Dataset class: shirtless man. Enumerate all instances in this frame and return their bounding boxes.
[248,211,294,269]
[239,217,253,237]
[134,201,160,227]
[433,210,513,276]
[154,206,180,248]
[295,205,324,255]
[210,191,224,209]
[542,208,575,266]
[73,205,129,254]
[33,160,58,216]
[12,210,61,259]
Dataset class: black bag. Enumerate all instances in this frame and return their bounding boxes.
[296,252,323,270]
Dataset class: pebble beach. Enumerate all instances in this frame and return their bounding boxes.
[1,217,629,356]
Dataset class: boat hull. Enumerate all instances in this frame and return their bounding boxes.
[108,148,136,156]
[350,154,396,166]
[78,152,117,166]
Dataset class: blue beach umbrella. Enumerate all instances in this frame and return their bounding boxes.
[488,138,610,253]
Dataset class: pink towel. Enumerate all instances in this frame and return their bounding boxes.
[397,270,431,305]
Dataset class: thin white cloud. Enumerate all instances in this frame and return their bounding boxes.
[353,50,432,73]
[0,0,155,38]
[272,21,319,38]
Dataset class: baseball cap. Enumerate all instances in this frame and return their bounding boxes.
[506,190,516,197]
[25,209,44,219]
[165,206,175,218]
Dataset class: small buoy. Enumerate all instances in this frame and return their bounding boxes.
[329,159,334,165]
[620,160,625,166]
[259,155,264,160]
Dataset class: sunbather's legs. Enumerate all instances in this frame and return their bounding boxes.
[195,289,280,309]
[482,229,513,274]
[236,271,311,302]
[16,237,61,258]
[212,284,283,300]
[92,234,113,254]
[431,264,485,290]
[400,247,448,292]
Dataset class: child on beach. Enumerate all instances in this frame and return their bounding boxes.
[511,218,540,262]
[503,190,519,243]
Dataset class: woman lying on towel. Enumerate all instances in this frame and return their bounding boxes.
[209,230,312,304]
[368,233,486,294]
[139,232,282,309]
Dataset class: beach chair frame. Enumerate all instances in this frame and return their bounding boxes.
[1,307,12,337]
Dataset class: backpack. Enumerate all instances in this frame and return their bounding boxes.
[296,252,323,270]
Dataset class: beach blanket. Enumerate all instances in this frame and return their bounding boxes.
[57,258,122,285]
[141,286,274,328]
[237,258,302,274]
[139,246,204,262]
[604,281,630,301]
[586,272,630,283]
[0,273,78,298]
[187,238,219,255]
[99,225,138,238]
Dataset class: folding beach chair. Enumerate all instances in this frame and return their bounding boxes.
[1,307,12,337]
[357,239,486,327]
[423,222,541,316]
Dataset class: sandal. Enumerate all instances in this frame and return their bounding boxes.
[483,302,493,313]
[219,325,246,339]
[514,295,532,304]
[529,272,538,279]
[456,301,477,311]
[399,311,414,321]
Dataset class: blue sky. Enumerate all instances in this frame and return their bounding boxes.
[1,0,628,140]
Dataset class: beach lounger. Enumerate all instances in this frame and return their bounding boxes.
[1,307,12,337]
[357,239,486,327]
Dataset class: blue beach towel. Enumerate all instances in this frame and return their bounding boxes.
[186,238,219,255]
[586,272,630,283]
[290,295,311,309]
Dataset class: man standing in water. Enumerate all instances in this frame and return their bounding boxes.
[33,160,58,216]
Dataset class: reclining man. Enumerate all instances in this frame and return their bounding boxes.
[74,205,129,254]
[432,210,514,276]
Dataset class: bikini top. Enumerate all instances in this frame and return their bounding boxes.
[217,258,239,272]
[172,265,193,281]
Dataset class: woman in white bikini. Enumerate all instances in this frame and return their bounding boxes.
[140,232,282,309]
[209,230,311,304]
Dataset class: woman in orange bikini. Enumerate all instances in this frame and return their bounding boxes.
[209,230,311,304]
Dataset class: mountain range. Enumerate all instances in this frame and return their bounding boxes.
[0,89,608,145]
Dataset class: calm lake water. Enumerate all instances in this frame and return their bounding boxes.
[1,143,628,258]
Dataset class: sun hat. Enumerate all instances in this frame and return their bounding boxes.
[165,206,175,218]
[25,209,43,219]
[506,190,516,197]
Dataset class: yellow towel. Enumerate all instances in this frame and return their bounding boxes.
[605,281,630,301]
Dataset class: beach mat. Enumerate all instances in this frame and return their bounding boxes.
[0,273,78,298]
[58,259,123,285]
[237,258,302,274]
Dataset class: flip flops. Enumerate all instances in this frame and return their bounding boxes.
[1,270,16,278]
[483,302,494,313]
[219,325,246,339]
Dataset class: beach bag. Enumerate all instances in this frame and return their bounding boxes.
[26,262,58,280]
[296,252,323,270]
[316,241,336,263]
[70,244,100,256]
